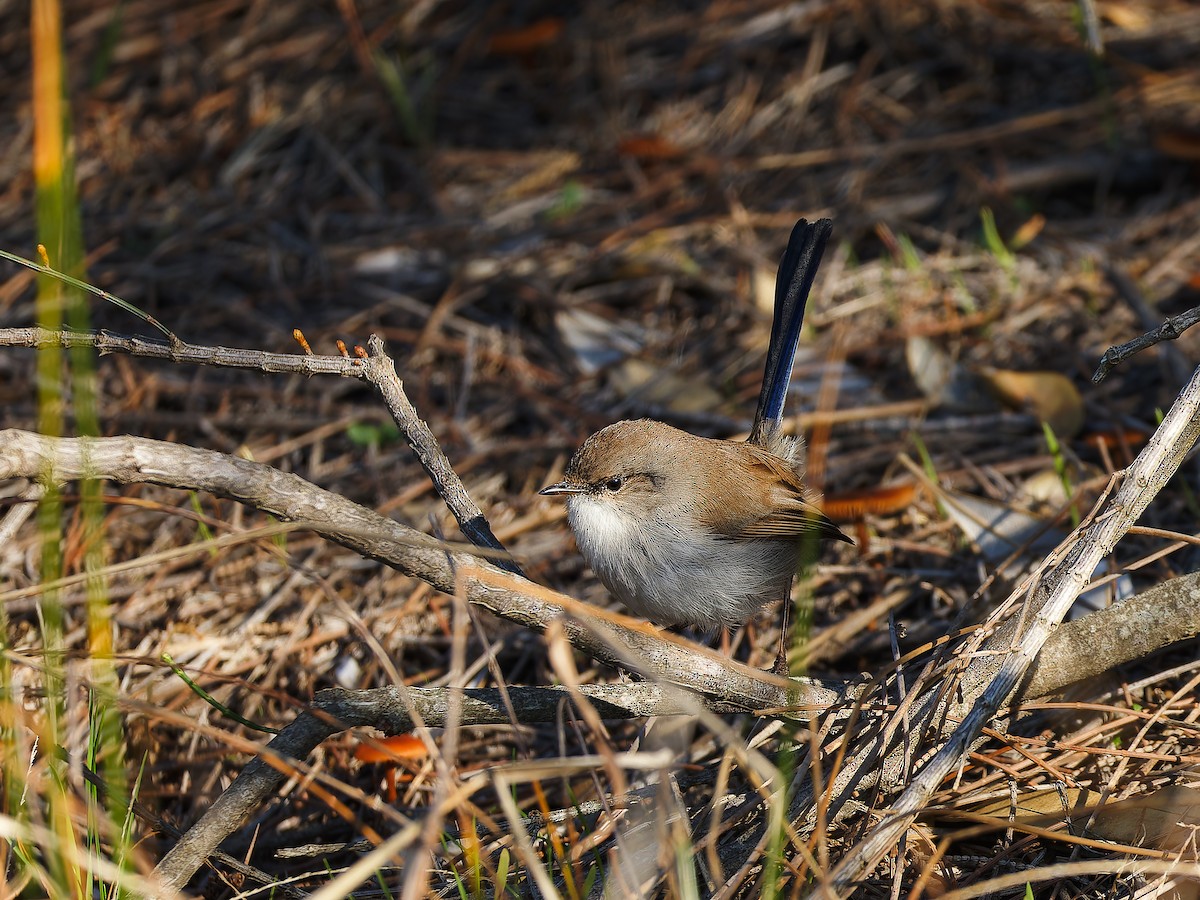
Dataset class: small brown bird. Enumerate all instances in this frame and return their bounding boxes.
[542,219,850,666]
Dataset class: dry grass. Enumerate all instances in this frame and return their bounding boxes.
[2,0,1200,897]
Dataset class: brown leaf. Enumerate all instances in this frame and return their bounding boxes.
[823,483,917,521]
[1154,128,1200,163]
[980,367,1085,438]
[1084,428,1149,452]
[1082,786,1200,852]
[353,733,428,763]
[488,18,565,55]
[617,134,687,160]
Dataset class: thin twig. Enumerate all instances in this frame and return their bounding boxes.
[361,335,518,573]
[828,362,1200,890]
[153,683,749,893]
[0,429,852,706]
[1092,301,1200,384]
[0,326,519,574]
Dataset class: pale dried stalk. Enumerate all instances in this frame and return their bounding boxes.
[824,362,1200,892]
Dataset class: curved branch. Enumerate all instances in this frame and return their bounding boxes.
[825,362,1200,890]
[0,426,860,889]
[0,328,516,573]
[153,682,746,892]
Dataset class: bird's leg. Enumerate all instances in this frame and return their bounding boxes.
[772,576,795,676]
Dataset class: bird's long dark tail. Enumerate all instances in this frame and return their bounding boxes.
[749,217,833,449]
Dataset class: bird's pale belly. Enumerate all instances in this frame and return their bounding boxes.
[567,496,798,630]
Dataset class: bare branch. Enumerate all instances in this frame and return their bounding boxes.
[0,327,517,571]
[1092,299,1200,383]
[360,335,517,572]
[1021,570,1200,698]
[0,326,366,376]
[0,428,850,713]
[826,362,1200,890]
[152,682,737,892]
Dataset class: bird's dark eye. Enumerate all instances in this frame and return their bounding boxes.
[605,476,624,492]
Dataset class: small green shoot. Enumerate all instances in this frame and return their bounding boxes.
[374,868,397,899]
[896,232,923,272]
[950,269,978,316]
[910,431,946,519]
[268,514,289,552]
[673,836,701,900]
[372,50,438,148]
[1042,421,1080,528]
[346,420,402,449]
[161,654,280,735]
[789,536,822,676]
[544,179,586,222]
[581,862,601,897]
[980,206,1017,284]
[495,848,511,897]
[444,838,470,900]
[88,1,125,87]
[188,492,216,552]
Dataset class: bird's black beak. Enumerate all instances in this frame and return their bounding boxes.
[539,481,584,496]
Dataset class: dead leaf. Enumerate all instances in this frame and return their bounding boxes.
[979,367,1085,438]
[617,134,687,160]
[1082,786,1200,852]
[1010,213,1045,249]
[354,733,428,763]
[1154,128,1200,163]
[964,786,1200,854]
[1102,3,1152,30]
[824,483,917,520]
[488,18,565,55]
[1084,428,1149,452]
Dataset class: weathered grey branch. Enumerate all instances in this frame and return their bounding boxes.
[1020,569,1200,698]
[0,326,365,375]
[0,327,516,572]
[1092,296,1200,384]
[153,682,738,892]
[824,362,1200,891]
[0,429,845,713]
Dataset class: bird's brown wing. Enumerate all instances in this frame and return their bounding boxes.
[734,494,850,543]
[705,443,851,544]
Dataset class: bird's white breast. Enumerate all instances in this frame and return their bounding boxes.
[564,494,795,631]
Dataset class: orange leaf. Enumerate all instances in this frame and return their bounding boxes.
[488,18,565,55]
[1010,213,1045,249]
[1153,128,1200,163]
[354,733,427,763]
[1083,428,1148,451]
[823,483,917,521]
[617,135,686,161]
[979,367,1084,438]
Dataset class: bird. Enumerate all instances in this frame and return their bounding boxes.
[541,218,851,670]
